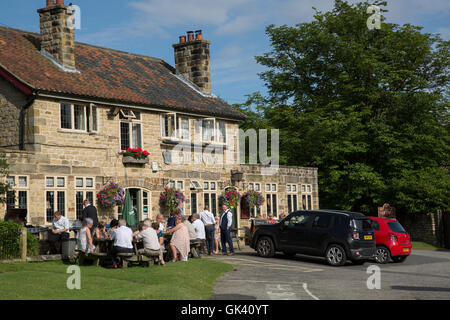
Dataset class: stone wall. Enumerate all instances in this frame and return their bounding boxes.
[397,212,445,247]
[0,78,28,148]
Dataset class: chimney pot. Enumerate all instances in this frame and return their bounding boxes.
[46,0,54,7]
[56,0,64,5]
[187,31,194,42]
[179,36,186,44]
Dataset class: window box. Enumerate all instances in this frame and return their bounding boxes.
[122,156,149,165]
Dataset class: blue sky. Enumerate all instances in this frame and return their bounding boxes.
[0,0,449,105]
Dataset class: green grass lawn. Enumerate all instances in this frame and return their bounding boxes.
[0,259,233,300]
[411,241,443,251]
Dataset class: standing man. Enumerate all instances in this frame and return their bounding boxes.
[219,204,234,256]
[82,199,98,232]
[199,205,216,255]
[49,211,70,254]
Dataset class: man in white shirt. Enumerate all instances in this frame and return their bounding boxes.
[135,221,165,265]
[192,214,206,240]
[109,220,134,268]
[199,206,216,255]
[49,211,71,254]
[183,216,197,240]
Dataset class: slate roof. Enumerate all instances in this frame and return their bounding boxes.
[0,26,245,121]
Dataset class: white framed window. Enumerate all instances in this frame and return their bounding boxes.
[178,116,190,140]
[46,176,67,222]
[301,184,313,210]
[75,177,95,220]
[216,121,226,143]
[202,181,218,215]
[5,176,29,212]
[248,182,262,218]
[202,118,216,142]
[265,183,278,217]
[167,180,184,191]
[287,184,299,213]
[120,110,142,151]
[60,103,98,133]
[161,113,177,139]
[190,181,202,190]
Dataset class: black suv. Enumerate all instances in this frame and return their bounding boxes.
[249,210,376,266]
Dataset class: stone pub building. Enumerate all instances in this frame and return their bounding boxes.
[0,1,319,236]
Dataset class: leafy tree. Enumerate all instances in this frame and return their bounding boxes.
[235,0,449,214]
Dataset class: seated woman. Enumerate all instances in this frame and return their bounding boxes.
[152,222,165,248]
[94,221,108,239]
[165,215,190,262]
[77,218,95,253]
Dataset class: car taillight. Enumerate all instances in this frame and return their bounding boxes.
[389,233,398,242]
[350,232,360,240]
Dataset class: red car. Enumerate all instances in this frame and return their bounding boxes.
[368,217,412,264]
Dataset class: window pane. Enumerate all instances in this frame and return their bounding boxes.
[307,195,312,210]
[210,182,216,190]
[60,103,72,129]
[286,185,291,192]
[86,178,93,188]
[287,194,292,213]
[86,192,94,207]
[204,193,210,208]
[255,184,260,191]
[7,191,15,209]
[46,177,54,188]
[266,194,271,215]
[120,122,130,151]
[6,176,15,187]
[177,181,183,190]
[180,118,189,140]
[302,185,306,192]
[18,191,27,209]
[46,191,55,222]
[272,194,277,217]
[302,195,307,210]
[217,121,226,143]
[57,191,65,216]
[164,114,175,137]
[169,181,175,189]
[272,184,276,191]
[211,194,217,215]
[92,106,98,131]
[202,120,214,141]
[292,185,297,192]
[266,184,270,192]
[76,191,84,220]
[17,176,27,188]
[204,182,209,190]
[76,178,83,188]
[132,123,142,148]
[249,183,254,191]
[293,195,298,211]
[307,185,311,193]
[74,105,85,130]
[57,177,65,188]
[191,193,197,214]
[134,111,141,120]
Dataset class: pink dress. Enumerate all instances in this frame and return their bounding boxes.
[170,224,190,259]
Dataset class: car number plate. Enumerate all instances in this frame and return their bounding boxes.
[364,235,372,240]
[403,248,410,252]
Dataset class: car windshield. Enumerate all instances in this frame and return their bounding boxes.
[387,221,406,233]
[351,218,372,231]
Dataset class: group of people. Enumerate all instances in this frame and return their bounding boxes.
[49,198,237,268]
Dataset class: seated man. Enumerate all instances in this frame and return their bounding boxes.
[108,220,133,269]
[267,213,278,224]
[49,211,70,254]
[134,221,165,266]
[183,216,197,240]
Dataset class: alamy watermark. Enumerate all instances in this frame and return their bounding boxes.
[366,265,381,289]
[367,5,381,30]
[66,4,81,30]
[66,265,81,290]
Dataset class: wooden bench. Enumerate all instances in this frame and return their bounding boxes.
[137,249,168,267]
[116,252,139,268]
[76,250,107,267]
[190,240,204,258]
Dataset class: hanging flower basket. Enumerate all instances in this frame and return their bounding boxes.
[241,190,265,209]
[159,188,185,214]
[219,189,241,209]
[97,181,125,209]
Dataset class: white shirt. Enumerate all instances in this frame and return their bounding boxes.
[184,221,197,239]
[52,216,70,234]
[220,210,233,229]
[135,227,160,251]
[199,210,216,226]
[111,226,133,249]
[192,219,206,240]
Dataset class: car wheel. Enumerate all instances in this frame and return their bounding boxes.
[375,246,391,264]
[325,244,346,266]
[256,236,275,258]
[392,255,408,263]
[283,251,296,257]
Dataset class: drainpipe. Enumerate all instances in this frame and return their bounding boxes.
[19,93,37,151]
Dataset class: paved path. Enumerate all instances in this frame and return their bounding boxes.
[208,248,450,300]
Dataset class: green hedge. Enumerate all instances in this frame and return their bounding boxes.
[0,221,39,259]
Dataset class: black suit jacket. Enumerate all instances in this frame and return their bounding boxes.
[81,205,98,228]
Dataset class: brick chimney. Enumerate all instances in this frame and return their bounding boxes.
[38,0,76,70]
[173,30,211,95]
